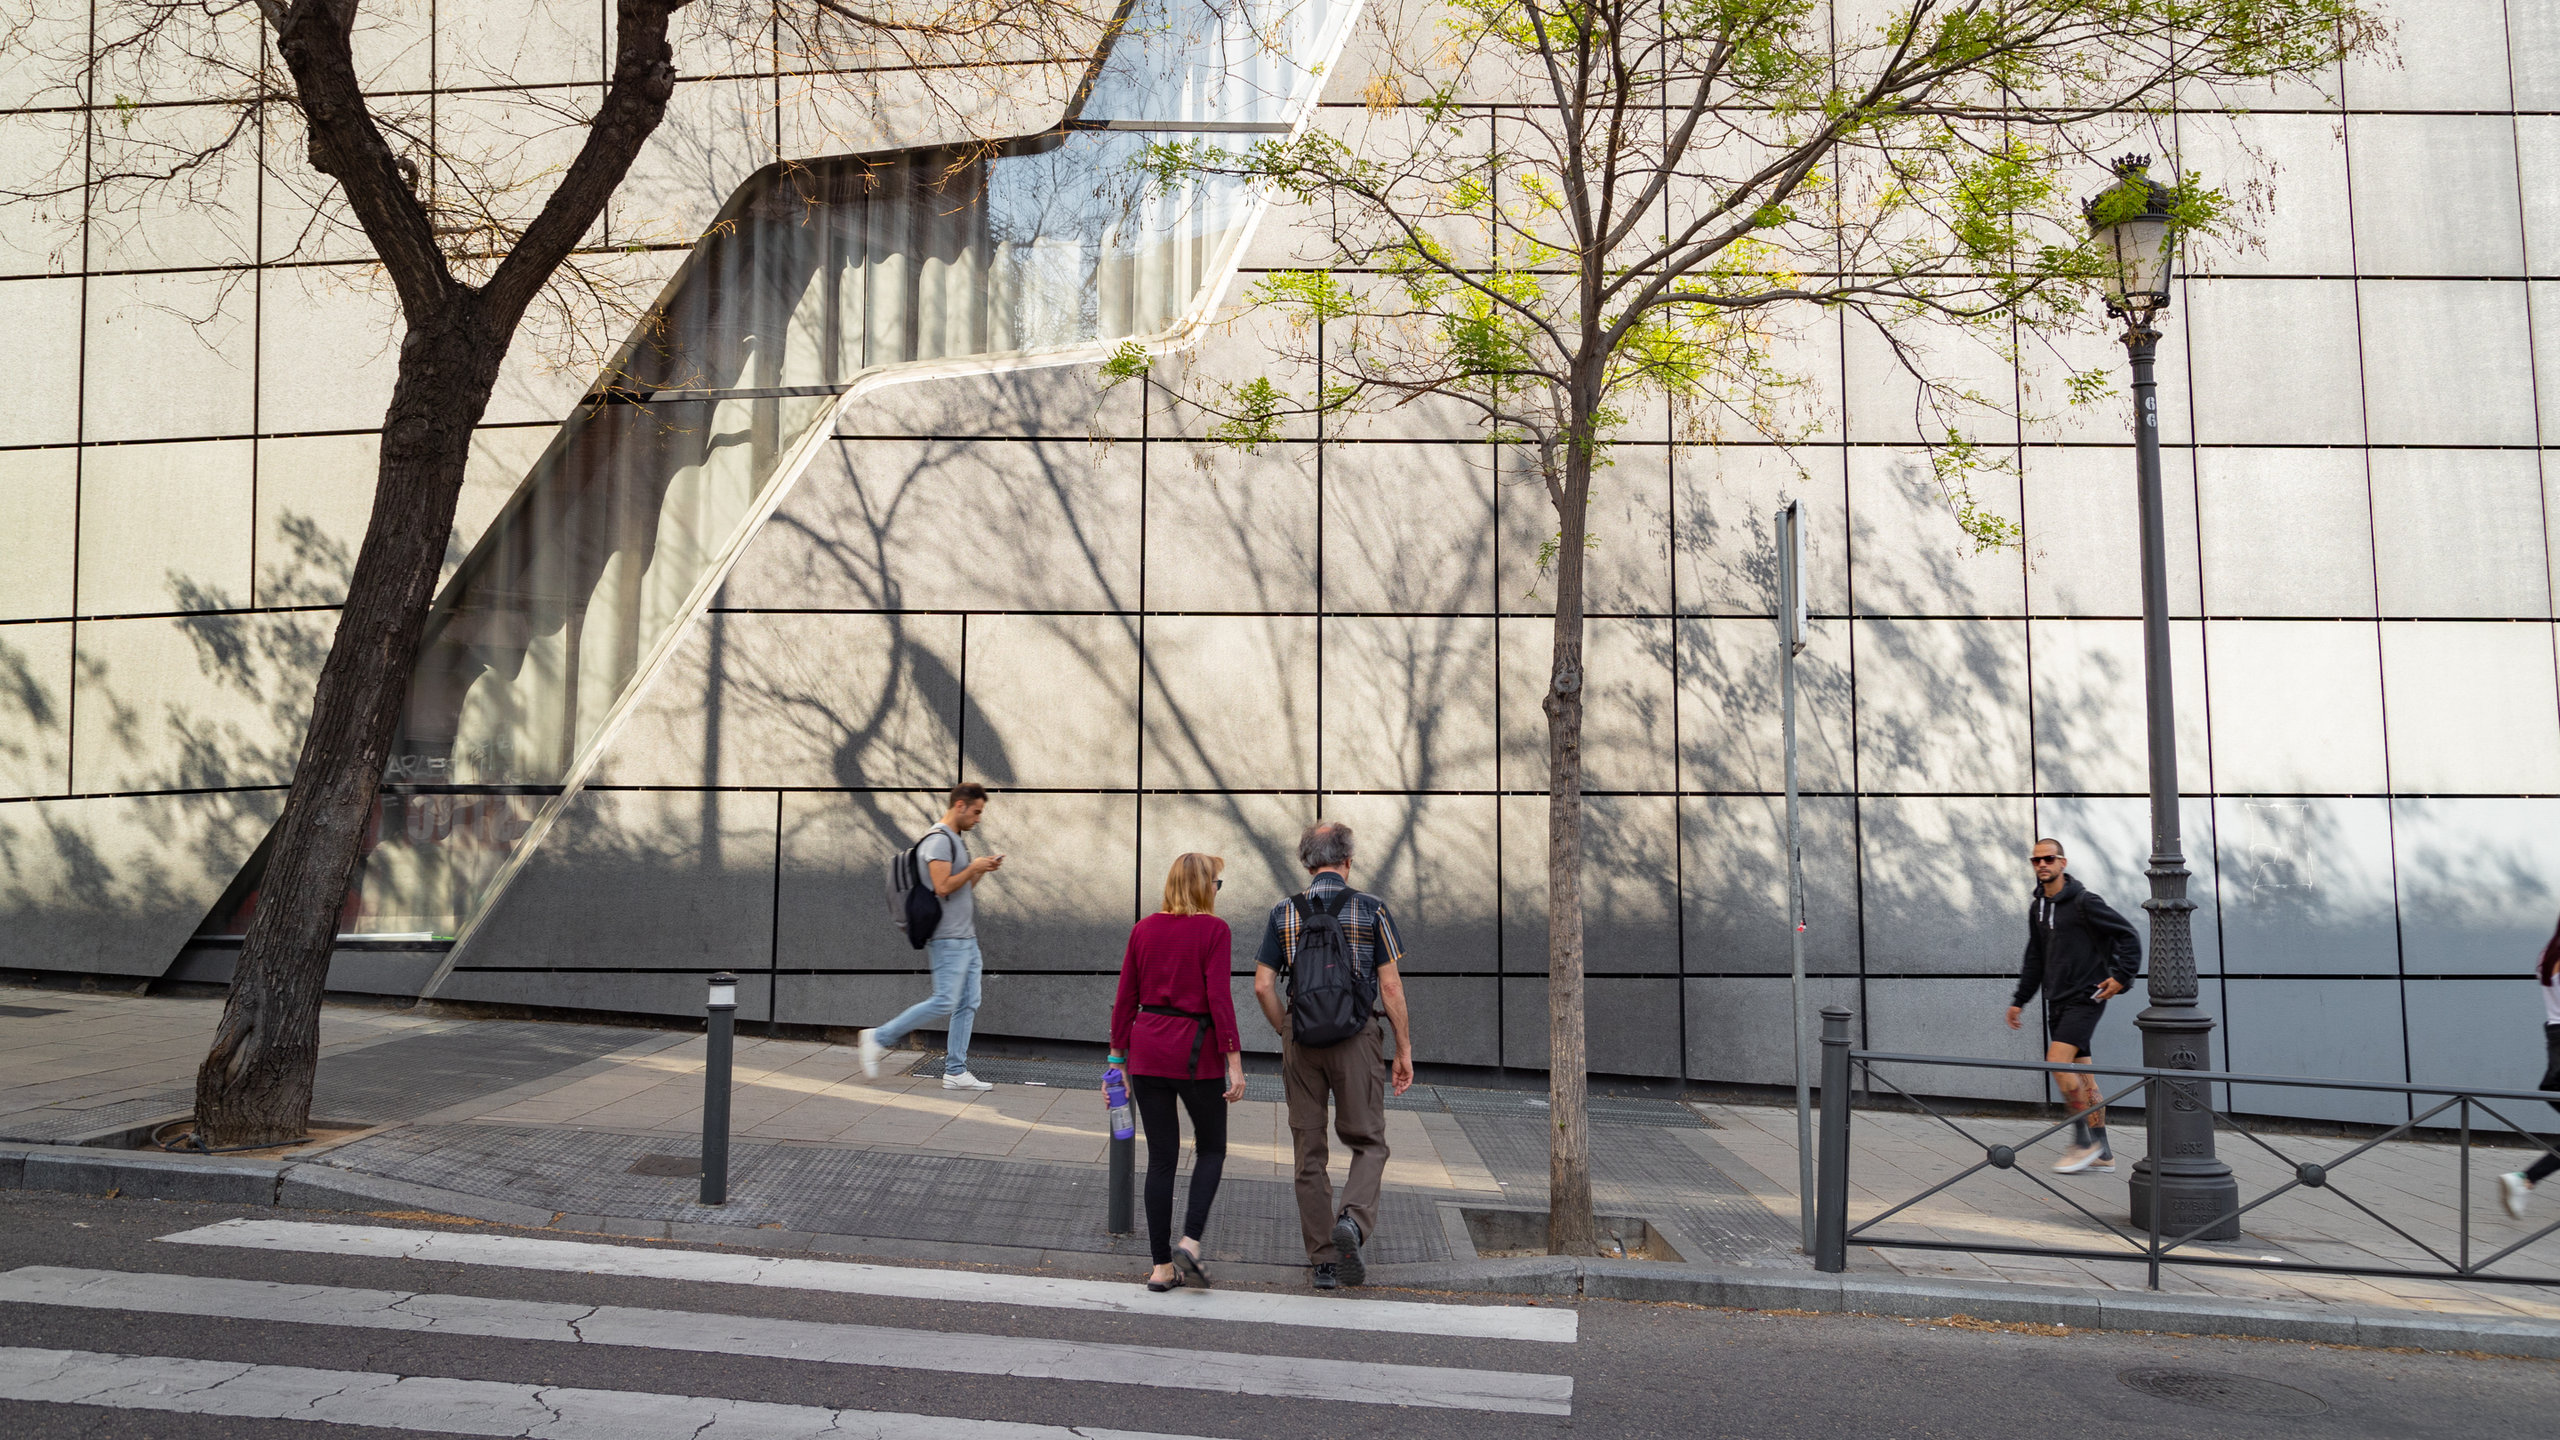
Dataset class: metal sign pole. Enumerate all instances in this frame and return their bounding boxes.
[1777,500,1813,1253]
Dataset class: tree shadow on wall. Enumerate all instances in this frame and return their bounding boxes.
[0,521,349,967]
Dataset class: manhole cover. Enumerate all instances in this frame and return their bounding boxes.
[2119,1368,2327,1417]
[626,1154,701,1177]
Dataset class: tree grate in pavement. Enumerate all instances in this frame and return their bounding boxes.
[0,1021,648,1143]
[905,1052,1712,1127]
[1450,1112,1807,1267]
[314,1123,1459,1267]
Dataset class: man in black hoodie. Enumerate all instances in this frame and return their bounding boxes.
[2005,838,2141,1173]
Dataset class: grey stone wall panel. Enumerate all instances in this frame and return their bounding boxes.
[0,622,72,799]
[0,449,77,621]
[1319,441,1498,614]
[451,788,778,977]
[1683,975,1862,1087]
[1503,976,1682,1078]
[0,791,281,976]
[593,611,966,790]
[1681,794,1860,977]
[1500,794,1678,976]
[1314,792,1498,974]
[1672,444,1849,618]
[1320,616,1497,791]
[1857,795,2037,976]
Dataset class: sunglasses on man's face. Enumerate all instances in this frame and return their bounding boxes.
[2030,855,2063,866]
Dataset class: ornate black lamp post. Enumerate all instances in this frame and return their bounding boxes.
[2084,156,2239,1240]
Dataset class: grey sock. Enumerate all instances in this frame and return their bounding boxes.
[2093,1127,2112,1158]
[2071,1117,2091,1147]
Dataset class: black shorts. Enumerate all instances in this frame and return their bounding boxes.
[2047,1002,2105,1059]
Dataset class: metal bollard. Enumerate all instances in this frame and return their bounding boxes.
[1109,1133,1135,1234]
[701,971,737,1206]
[1104,1061,1135,1234]
[1813,1006,1854,1273]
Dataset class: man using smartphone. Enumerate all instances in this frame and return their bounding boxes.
[860,783,1006,1091]
[2005,838,2141,1173]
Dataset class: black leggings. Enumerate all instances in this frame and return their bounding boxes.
[2530,1026,2560,1184]
[1132,1073,1229,1265]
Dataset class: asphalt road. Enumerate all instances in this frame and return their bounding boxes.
[0,1189,2542,1438]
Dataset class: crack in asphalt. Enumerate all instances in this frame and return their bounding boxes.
[520,1384,567,1437]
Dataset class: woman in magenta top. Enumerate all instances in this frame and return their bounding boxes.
[1108,852,1245,1290]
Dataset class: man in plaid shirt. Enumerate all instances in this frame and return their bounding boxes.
[1252,821,1416,1289]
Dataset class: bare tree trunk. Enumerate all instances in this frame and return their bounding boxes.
[191,0,686,1147]
[1543,426,1598,1257]
[194,312,501,1146]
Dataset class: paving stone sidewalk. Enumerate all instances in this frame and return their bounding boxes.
[7,985,2558,1329]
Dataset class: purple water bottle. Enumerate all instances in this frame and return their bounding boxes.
[1103,1060,1135,1141]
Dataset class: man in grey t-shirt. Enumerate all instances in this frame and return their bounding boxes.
[859,783,1005,1090]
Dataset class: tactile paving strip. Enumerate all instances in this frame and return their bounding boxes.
[316,1123,1456,1267]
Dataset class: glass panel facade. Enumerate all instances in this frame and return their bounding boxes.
[199,1,1342,944]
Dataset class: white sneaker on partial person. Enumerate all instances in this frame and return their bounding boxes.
[942,1071,994,1092]
[857,1029,883,1079]
[2501,1171,2533,1221]
[2053,1144,2103,1174]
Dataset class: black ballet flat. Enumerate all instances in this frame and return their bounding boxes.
[1171,1247,1209,1288]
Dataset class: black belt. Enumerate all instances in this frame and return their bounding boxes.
[1139,1004,1214,1075]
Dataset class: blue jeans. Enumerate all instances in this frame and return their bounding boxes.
[876,937,981,1076]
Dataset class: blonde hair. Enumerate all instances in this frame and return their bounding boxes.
[1161,852,1225,916]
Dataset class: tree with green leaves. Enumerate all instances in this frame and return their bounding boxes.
[1124,0,2380,1254]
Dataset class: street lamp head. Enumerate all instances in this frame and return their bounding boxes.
[2084,154,2178,320]
[706,972,738,1010]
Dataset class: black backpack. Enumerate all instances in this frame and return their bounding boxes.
[1281,889,1375,1047]
[883,829,945,951]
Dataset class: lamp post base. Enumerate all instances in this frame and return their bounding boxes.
[2127,1002,2239,1241]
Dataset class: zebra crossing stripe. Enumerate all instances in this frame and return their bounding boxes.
[159,1217,1580,1343]
[0,1345,1215,1439]
[0,1267,1575,1415]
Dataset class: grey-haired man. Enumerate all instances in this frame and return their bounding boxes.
[1253,820,1415,1290]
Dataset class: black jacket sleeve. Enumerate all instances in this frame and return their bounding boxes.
[2080,891,2144,989]
[2013,905,2047,1007]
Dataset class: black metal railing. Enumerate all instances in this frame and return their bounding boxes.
[1810,1006,2560,1290]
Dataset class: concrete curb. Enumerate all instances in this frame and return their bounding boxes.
[11,1142,2557,1359]
[1370,1256,2560,1360]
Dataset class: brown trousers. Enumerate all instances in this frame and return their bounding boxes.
[1280,1021,1390,1263]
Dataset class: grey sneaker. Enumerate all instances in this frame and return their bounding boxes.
[1311,1262,1339,1291]
[2502,1171,2533,1221]
[1331,1214,1366,1288]
[856,1029,883,1080]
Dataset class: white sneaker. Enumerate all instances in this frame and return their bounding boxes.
[942,1071,995,1092]
[856,1029,883,1080]
[2501,1171,2533,1221]
[2054,1144,2102,1174]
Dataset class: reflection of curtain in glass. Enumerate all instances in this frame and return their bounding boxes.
[1080,0,1355,125]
